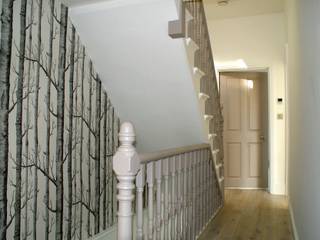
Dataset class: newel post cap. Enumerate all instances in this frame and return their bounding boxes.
[113,122,140,176]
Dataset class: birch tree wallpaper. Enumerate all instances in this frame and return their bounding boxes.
[0,0,120,239]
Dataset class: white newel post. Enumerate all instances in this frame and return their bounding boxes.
[113,122,140,240]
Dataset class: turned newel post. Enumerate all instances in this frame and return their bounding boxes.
[113,122,140,240]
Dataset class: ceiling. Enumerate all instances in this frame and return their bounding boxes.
[203,0,285,20]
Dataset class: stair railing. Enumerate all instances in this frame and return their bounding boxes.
[184,0,225,192]
[113,122,223,240]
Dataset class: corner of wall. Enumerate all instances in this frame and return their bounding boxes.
[288,199,300,240]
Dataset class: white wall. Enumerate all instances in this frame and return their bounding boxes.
[206,13,287,194]
[286,0,320,239]
[70,0,206,153]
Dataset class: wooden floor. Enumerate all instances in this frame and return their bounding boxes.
[199,190,293,240]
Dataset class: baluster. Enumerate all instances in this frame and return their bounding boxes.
[203,150,207,227]
[170,156,176,240]
[147,162,154,240]
[198,150,203,232]
[205,149,209,225]
[200,149,204,231]
[198,150,202,234]
[113,122,140,240]
[182,153,187,239]
[187,152,192,240]
[136,164,145,240]
[177,154,182,239]
[194,151,199,237]
[163,158,169,240]
[155,160,162,240]
[208,153,211,220]
[191,151,197,239]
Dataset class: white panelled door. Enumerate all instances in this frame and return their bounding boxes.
[220,72,268,189]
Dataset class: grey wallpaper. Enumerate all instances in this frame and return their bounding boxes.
[0,0,119,239]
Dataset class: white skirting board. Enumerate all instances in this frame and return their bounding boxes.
[289,200,299,240]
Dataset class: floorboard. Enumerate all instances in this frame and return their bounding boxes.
[199,190,293,240]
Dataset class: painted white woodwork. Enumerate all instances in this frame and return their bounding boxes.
[191,151,197,239]
[162,158,170,239]
[155,161,162,240]
[136,165,145,240]
[113,115,224,238]
[147,162,154,240]
[139,144,209,164]
[182,153,187,239]
[176,155,182,239]
[204,114,213,121]
[113,122,140,240]
[196,150,201,237]
[186,37,200,52]
[170,156,176,240]
[199,93,210,101]
[187,152,193,240]
[220,72,268,188]
[183,1,225,195]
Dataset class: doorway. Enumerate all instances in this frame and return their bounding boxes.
[220,72,269,189]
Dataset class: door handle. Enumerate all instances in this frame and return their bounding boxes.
[260,135,265,141]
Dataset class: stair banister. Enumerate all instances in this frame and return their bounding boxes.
[113,122,223,239]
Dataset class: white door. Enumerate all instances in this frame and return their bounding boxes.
[220,72,268,188]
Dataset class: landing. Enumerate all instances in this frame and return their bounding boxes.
[199,190,293,240]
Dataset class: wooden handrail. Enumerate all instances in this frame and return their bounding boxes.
[139,143,210,164]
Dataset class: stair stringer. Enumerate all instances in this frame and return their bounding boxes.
[184,7,224,197]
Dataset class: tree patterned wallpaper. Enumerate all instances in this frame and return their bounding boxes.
[0,0,119,239]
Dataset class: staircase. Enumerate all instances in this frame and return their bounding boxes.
[69,0,224,239]
[183,0,225,192]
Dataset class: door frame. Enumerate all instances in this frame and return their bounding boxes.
[218,68,271,192]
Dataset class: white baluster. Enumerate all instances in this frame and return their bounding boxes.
[200,149,204,230]
[147,162,154,240]
[163,158,169,240]
[191,151,197,239]
[203,149,207,227]
[155,160,162,240]
[170,156,176,240]
[182,153,187,239]
[113,122,140,240]
[205,149,209,225]
[177,155,182,239]
[136,164,145,240]
[187,152,192,240]
[196,150,201,237]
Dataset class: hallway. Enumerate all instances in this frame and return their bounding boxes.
[199,190,293,240]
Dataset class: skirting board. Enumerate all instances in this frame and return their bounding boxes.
[289,200,299,240]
